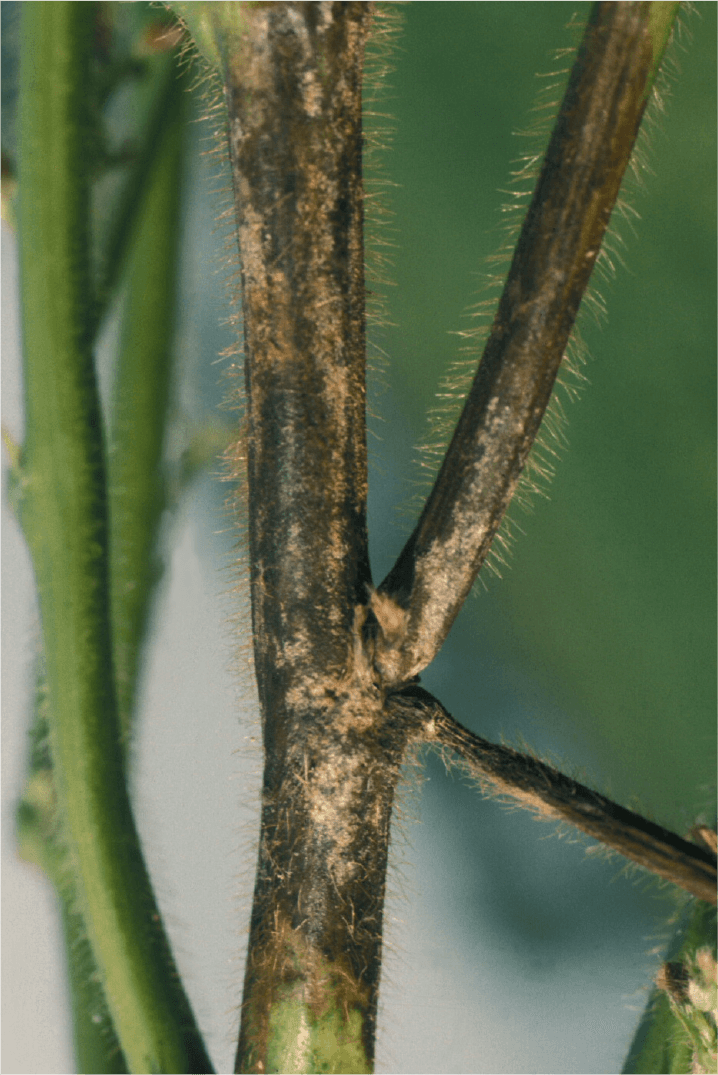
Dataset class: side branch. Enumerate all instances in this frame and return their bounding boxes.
[388,686,716,905]
[375,2,679,684]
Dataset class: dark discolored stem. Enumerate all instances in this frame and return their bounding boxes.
[376,3,668,685]
[224,1,373,709]
[217,2,691,1069]
[389,686,717,906]
[219,5,409,1071]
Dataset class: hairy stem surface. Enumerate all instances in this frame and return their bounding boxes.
[389,686,717,906]
[219,5,404,1072]
[376,2,680,683]
[18,5,212,1071]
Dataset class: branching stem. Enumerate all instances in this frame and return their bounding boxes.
[210,3,704,1072]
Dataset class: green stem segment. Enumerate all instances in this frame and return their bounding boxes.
[108,56,188,744]
[18,5,212,1071]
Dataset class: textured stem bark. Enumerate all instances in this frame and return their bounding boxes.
[221,5,407,1071]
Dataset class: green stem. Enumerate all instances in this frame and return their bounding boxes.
[646,2,681,96]
[108,57,188,744]
[17,5,212,1071]
[16,662,128,1072]
[623,900,717,1074]
[93,33,188,339]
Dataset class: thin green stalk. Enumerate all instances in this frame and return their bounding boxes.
[17,5,212,1071]
[16,662,128,1072]
[92,27,188,339]
[108,57,188,743]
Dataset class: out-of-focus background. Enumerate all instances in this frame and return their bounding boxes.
[3,3,715,1073]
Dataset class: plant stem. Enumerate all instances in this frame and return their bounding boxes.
[217,4,403,1071]
[92,28,187,340]
[389,685,716,905]
[375,2,681,684]
[211,2,692,1069]
[18,5,212,1071]
[108,54,188,743]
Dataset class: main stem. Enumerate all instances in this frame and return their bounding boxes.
[220,5,407,1072]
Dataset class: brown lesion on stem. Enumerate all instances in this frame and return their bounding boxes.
[222,0,372,710]
[220,4,399,1071]
[236,673,421,1071]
